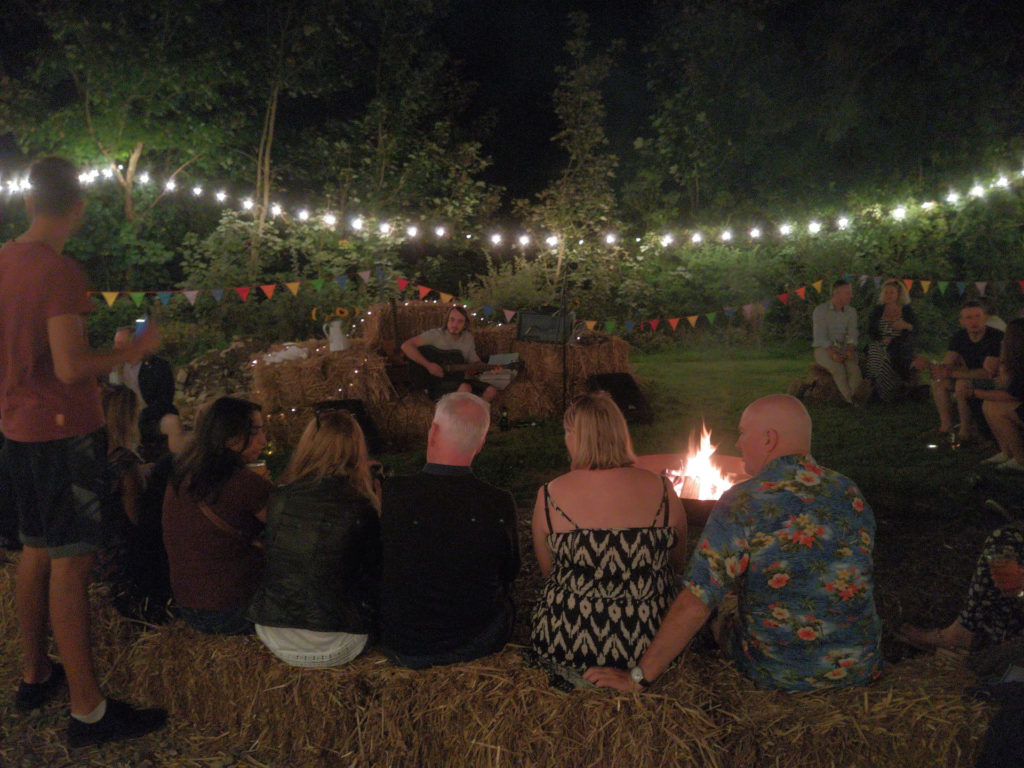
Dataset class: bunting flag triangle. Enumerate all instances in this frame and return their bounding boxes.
[761,298,773,310]
[184,290,200,305]
[235,286,251,302]
[418,285,431,299]
[687,315,699,328]
[585,320,597,331]
[742,303,756,319]
[335,275,348,290]
[795,286,806,300]
[706,312,717,325]
[375,266,386,282]
[937,281,949,295]
[724,307,736,319]
[260,284,276,299]
[129,292,145,307]
[482,305,494,317]
[859,275,869,287]
[439,292,453,304]
[211,289,224,302]
[624,321,636,334]
[649,318,660,331]
[667,318,680,331]
[285,281,301,296]
[777,292,789,305]
[101,291,119,307]
[397,277,410,291]
[157,292,172,306]
[920,280,931,294]
[1018,280,1024,294]
[975,281,987,296]
[872,276,882,288]
[812,280,823,294]
[605,320,618,333]
[956,281,967,296]
[903,278,914,293]
[503,309,516,322]
[358,270,371,284]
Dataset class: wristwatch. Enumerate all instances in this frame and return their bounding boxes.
[629,665,651,688]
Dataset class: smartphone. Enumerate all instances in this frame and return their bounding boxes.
[135,316,148,336]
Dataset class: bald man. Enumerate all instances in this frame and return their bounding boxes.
[585,395,882,693]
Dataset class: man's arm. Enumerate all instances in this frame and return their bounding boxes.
[400,334,444,378]
[48,314,160,385]
[583,589,712,691]
[811,305,830,349]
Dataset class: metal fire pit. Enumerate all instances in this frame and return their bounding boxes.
[634,453,749,529]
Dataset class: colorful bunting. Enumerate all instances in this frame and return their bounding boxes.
[903,278,914,293]
[956,281,967,296]
[687,315,698,328]
[157,292,172,306]
[706,312,717,325]
[812,280,823,293]
[101,291,119,307]
[503,309,517,323]
[724,308,736,319]
[585,320,597,331]
[260,284,276,299]
[439,292,453,304]
[667,318,680,331]
[795,286,806,300]
[184,290,200,305]
[920,280,931,294]
[358,270,371,284]
[285,281,301,296]
[129,292,145,307]
[937,282,949,295]
[1018,280,1024,294]
[624,321,636,334]
[211,289,223,302]
[975,281,987,296]
[605,320,618,333]
[397,277,410,291]
[778,292,789,305]
[418,285,431,299]
[335,276,348,289]
[235,286,250,302]
[648,319,660,331]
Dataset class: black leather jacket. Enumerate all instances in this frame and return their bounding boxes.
[248,476,380,634]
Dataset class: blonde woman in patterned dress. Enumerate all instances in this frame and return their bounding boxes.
[530,392,687,686]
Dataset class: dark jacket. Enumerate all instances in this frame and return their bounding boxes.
[248,476,381,634]
[867,304,917,378]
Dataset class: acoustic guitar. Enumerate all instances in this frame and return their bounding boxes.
[409,345,523,398]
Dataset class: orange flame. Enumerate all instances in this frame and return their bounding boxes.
[667,422,737,500]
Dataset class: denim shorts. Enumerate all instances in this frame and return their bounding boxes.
[2,428,112,558]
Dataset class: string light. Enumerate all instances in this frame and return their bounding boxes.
[720,230,732,242]
[891,206,906,220]
[946,191,960,203]
[406,225,418,238]
[138,172,149,184]
[323,213,336,226]
[545,235,559,247]
[749,227,761,239]
[102,168,114,179]
[242,198,254,210]
[192,185,202,196]
[298,209,309,221]
[518,234,530,246]
[351,217,364,231]
[837,216,850,229]
[996,176,1010,188]
[270,203,282,217]
[779,224,793,236]
[490,233,502,245]
[661,234,674,247]
[164,179,176,191]
[691,232,703,244]
[920,202,935,211]
[216,190,227,202]
[969,185,985,198]
[434,226,446,237]
[379,221,391,235]
[808,221,821,234]
[605,233,617,245]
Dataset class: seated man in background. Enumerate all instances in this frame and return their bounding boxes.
[930,300,1003,442]
[585,394,883,693]
[379,392,519,668]
[401,305,498,402]
[811,280,866,404]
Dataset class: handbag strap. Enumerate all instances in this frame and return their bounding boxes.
[197,500,249,543]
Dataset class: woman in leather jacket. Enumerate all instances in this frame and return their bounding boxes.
[249,408,381,667]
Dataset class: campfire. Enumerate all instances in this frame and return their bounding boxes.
[665,422,738,501]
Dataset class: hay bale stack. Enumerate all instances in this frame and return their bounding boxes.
[366,395,436,451]
[0,558,994,767]
[472,323,517,360]
[361,300,448,351]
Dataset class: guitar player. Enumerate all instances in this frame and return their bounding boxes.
[401,305,499,402]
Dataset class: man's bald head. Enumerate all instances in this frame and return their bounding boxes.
[736,394,812,475]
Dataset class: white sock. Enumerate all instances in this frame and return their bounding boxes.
[72,698,107,724]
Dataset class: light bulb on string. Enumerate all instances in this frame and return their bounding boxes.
[298,209,309,221]
[946,191,960,204]
[660,234,674,247]
[379,221,391,235]
[192,186,202,196]
[546,235,559,247]
[215,190,227,202]
[138,172,150,184]
[808,221,821,234]
[605,233,617,245]
[691,232,703,244]
[270,203,282,217]
[407,225,419,238]
[518,234,530,246]
[970,185,985,198]
[323,214,336,226]
[920,202,935,211]
[837,217,850,229]
[434,226,446,238]
[351,217,364,231]
[995,176,1010,188]
[891,207,906,220]
[779,224,793,236]
[490,233,502,245]
[165,180,176,191]
[749,227,761,239]
[720,230,732,242]
[242,198,254,210]
[101,167,113,179]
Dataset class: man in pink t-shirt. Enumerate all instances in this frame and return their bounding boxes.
[0,156,166,747]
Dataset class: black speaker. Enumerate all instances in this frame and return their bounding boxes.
[517,307,575,344]
[313,399,383,454]
[586,373,653,424]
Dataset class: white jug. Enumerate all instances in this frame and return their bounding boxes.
[323,319,349,352]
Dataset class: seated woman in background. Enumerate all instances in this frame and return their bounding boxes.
[138,365,185,463]
[249,408,381,667]
[95,386,146,590]
[974,318,1024,473]
[530,392,687,686]
[163,397,273,635]
[864,279,918,403]
[900,522,1024,652]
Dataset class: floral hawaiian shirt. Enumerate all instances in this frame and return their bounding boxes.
[683,454,883,691]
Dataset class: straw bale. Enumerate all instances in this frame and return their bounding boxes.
[473,323,517,360]
[362,300,448,351]
[366,394,435,451]
[0,557,995,767]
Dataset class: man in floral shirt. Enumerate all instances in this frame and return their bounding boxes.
[585,394,882,692]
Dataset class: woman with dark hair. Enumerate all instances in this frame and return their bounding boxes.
[975,317,1024,472]
[864,279,917,402]
[249,407,381,667]
[530,392,687,687]
[137,365,184,463]
[163,397,272,634]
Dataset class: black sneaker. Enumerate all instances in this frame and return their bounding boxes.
[67,698,168,748]
[14,661,67,712]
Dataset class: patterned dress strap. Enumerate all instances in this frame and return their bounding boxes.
[544,484,579,531]
[653,475,672,527]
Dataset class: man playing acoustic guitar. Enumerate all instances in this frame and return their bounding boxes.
[401,305,499,403]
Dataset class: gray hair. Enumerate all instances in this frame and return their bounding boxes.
[432,392,490,454]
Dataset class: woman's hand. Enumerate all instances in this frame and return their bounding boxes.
[583,666,640,692]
